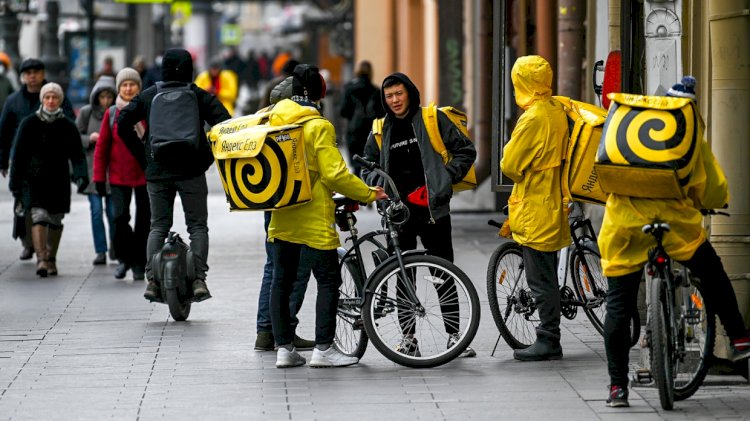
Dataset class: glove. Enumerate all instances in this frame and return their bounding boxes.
[75,177,89,194]
[95,182,107,196]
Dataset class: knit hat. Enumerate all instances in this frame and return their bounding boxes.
[162,48,194,83]
[20,58,44,73]
[291,64,326,102]
[666,76,696,100]
[39,82,63,101]
[116,67,142,91]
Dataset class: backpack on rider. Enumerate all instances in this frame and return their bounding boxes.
[149,82,202,167]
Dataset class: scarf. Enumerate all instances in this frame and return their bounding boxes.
[116,94,146,139]
[35,105,64,123]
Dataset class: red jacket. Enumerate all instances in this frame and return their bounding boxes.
[93,107,146,187]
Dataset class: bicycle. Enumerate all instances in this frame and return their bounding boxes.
[333,155,481,368]
[486,202,611,351]
[642,221,715,410]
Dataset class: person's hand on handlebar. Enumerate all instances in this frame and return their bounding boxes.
[372,186,388,201]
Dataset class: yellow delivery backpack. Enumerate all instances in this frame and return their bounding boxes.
[209,121,312,211]
[594,93,701,199]
[372,103,477,192]
[554,96,608,205]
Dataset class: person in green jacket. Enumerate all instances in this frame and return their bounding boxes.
[268,64,386,368]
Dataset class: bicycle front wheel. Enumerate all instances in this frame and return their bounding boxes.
[486,242,535,349]
[362,254,480,368]
[570,246,607,335]
[335,248,368,359]
[648,277,675,410]
[673,282,715,401]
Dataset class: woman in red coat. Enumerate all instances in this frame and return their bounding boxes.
[93,67,150,281]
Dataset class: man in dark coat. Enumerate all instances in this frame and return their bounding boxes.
[0,58,75,260]
[339,61,378,177]
[117,48,231,302]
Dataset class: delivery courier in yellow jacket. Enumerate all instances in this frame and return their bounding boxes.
[501,55,570,362]
[600,76,750,408]
[266,64,387,369]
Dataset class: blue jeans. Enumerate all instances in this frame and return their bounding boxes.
[145,174,208,281]
[257,211,311,333]
[270,239,341,346]
[87,194,115,254]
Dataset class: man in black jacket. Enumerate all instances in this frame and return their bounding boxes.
[0,58,75,260]
[339,61,379,177]
[117,48,231,302]
[360,72,477,358]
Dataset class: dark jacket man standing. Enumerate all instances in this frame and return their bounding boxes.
[339,61,378,176]
[117,48,231,302]
[360,72,477,358]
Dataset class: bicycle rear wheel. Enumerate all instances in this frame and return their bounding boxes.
[486,242,535,349]
[673,282,715,401]
[362,254,480,368]
[335,248,368,359]
[570,246,606,335]
[648,276,675,410]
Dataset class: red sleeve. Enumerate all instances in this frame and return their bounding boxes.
[93,108,113,183]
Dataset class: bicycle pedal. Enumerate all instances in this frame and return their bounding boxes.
[353,319,364,330]
[632,368,653,386]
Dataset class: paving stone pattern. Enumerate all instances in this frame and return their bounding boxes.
[0,172,747,420]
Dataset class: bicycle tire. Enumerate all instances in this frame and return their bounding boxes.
[673,282,715,401]
[335,248,368,359]
[648,276,675,410]
[362,254,480,368]
[486,242,535,349]
[570,246,606,335]
[164,262,191,322]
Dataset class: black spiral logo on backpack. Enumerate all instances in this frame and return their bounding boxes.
[599,102,698,185]
[217,139,291,210]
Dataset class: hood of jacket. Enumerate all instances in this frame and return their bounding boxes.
[161,48,194,83]
[380,72,421,119]
[511,55,553,110]
[269,98,321,126]
[89,76,116,106]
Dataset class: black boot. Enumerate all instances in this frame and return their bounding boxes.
[513,328,563,361]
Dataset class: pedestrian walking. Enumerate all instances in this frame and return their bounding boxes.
[599,76,750,408]
[195,57,239,117]
[339,61,378,177]
[501,55,570,362]
[8,82,88,277]
[93,67,150,281]
[360,72,477,358]
[75,75,117,265]
[0,58,75,261]
[117,48,231,301]
[269,64,386,368]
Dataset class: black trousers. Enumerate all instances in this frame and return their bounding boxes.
[521,246,561,336]
[604,240,748,387]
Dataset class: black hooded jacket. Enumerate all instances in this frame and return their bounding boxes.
[117,49,231,181]
[361,72,476,221]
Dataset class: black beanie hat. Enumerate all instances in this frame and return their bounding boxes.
[292,64,326,102]
[161,48,194,83]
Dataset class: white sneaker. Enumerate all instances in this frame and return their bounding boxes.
[276,347,306,368]
[309,345,359,368]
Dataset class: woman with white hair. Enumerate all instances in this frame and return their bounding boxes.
[8,82,88,277]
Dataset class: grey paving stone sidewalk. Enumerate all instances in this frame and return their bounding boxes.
[0,175,747,421]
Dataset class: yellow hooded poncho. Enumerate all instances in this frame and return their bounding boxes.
[267,99,378,250]
[501,55,571,252]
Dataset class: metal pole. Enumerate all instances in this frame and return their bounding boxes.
[87,0,95,84]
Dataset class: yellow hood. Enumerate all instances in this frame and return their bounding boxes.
[269,99,321,126]
[511,55,553,110]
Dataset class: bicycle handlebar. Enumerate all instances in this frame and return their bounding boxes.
[352,154,410,226]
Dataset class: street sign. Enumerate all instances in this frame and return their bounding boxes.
[221,24,242,46]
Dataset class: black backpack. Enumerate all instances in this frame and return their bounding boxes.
[149,82,201,163]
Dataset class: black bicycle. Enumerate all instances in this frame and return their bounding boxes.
[486,203,609,350]
[643,221,715,409]
[334,155,481,368]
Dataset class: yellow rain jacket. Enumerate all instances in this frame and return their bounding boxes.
[501,55,571,252]
[599,133,729,277]
[267,99,378,250]
[195,70,239,116]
